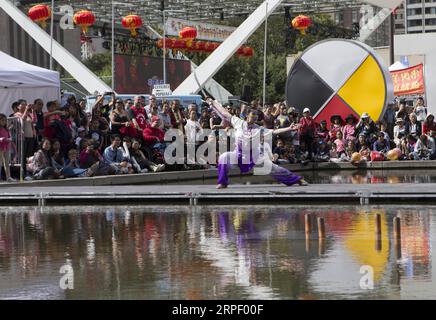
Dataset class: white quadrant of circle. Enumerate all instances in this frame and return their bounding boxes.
[301,40,369,91]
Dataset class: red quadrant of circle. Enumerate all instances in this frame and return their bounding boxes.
[314,95,360,128]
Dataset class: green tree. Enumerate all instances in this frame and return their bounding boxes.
[83,52,112,86]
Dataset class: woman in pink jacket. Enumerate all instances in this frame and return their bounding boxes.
[0,114,15,182]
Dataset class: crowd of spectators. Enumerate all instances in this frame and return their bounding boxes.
[0,93,434,182]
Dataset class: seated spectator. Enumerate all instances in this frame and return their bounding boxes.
[75,127,86,150]
[79,143,116,176]
[413,134,435,160]
[273,139,289,164]
[355,133,367,151]
[400,135,417,160]
[356,113,378,143]
[422,114,436,136]
[373,132,390,154]
[406,113,422,139]
[329,142,339,162]
[143,116,166,152]
[314,140,329,162]
[343,114,357,141]
[393,118,407,147]
[62,149,88,178]
[103,135,133,174]
[334,131,346,156]
[31,138,62,180]
[359,142,371,162]
[50,139,65,171]
[129,139,165,173]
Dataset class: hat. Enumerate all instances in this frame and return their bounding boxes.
[78,127,86,133]
[320,119,327,124]
[361,112,370,119]
[330,115,343,124]
[345,114,357,123]
[303,108,310,114]
[151,115,160,123]
[396,118,404,124]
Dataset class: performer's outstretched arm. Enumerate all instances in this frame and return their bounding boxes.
[206,98,233,123]
[272,123,301,135]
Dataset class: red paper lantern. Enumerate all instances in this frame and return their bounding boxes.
[193,41,206,52]
[28,4,51,28]
[73,10,96,34]
[292,15,312,35]
[122,14,143,37]
[172,39,187,50]
[243,47,254,57]
[179,27,197,40]
[156,38,172,49]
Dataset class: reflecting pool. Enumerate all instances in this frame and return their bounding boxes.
[0,205,434,299]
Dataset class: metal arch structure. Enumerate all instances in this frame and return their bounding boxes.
[0,0,112,95]
[174,0,403,95]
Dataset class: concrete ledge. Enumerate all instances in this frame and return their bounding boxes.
[1,160,436,188]
[1,184,436,206]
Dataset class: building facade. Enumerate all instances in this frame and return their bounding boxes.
[405,0,436,33]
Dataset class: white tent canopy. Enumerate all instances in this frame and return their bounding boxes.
[0,50,60,115]
[389,61,408,72]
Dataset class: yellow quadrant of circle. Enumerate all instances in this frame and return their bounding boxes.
[338,55,386,121]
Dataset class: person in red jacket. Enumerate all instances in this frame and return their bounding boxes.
[299,107,317,160]
[142,116,167,152]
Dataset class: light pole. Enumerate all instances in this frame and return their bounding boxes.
[112,0,115,91]
[49,0,54,70]
[262,2,268,107]
[163,9,166,84]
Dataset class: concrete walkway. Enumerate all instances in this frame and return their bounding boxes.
[1,183,435,206]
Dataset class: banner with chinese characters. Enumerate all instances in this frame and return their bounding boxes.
[165,18,236,42]
[391,64,425,96]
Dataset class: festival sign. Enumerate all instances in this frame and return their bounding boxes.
[391,64,425,96]
[286,39,394,127]
[165,17,236,42]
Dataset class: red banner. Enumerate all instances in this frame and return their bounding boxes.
[390,64,425,96]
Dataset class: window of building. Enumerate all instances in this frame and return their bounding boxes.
[408,8,422,15]
[425,18,436,25]
[425,7,436,14]
[408,19,423,26]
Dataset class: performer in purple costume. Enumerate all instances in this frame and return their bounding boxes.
[206,98,308,189]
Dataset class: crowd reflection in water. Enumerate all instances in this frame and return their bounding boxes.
[0,206,434,299]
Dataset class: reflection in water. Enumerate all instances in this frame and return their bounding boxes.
[0,205,434,299]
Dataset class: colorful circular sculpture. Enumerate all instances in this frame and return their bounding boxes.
[286,39,394,127]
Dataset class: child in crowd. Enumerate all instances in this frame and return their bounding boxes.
[314,140,330,162]
[75,127,86,150]
[334,131,346,157]
[343,114,357,141]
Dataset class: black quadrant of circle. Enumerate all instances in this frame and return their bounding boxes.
[286,59,335,115]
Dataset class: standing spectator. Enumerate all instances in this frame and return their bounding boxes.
[199,108,211,130]
[0,114,15,181]
[129,96,149,137]
[343,114,357,141]
[413,97,427,122]
[299,108,317,160]
[422,114,436,136]
[15,100,37,167]
[44,100,63,140]
[10,101,20,117]
[159,103,173,131]
[34,99,45,144]
[263,105,276,129]
[170,100,186,134]
[144,95,157,117]
[396,102,408,122]
[329,115,343,141]
[383,102,396,138]
[316,120,330,144]
[110,99,134,137]
[185,110,202,146]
